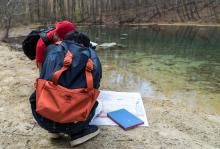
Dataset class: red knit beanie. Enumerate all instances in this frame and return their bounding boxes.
[55,20,77,39]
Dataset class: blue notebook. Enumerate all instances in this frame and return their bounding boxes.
[107,108,144,130]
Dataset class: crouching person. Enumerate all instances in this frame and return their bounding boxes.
[29,34,102,147]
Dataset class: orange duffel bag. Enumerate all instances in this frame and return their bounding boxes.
[35,51,100,123]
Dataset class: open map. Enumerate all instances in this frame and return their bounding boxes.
[90,90,149,126]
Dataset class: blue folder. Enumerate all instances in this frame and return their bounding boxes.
[107,108,144,130]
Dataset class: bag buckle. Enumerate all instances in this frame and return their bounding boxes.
[86,59,93,72]
[86,65,92,72]
[64,59,71,67]
[63,51,73,67]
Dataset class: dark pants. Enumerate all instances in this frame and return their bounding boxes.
[30,92,98,136]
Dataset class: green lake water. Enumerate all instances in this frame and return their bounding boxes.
[81,26,220,114]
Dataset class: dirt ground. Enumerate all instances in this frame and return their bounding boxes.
[0,42,220,149]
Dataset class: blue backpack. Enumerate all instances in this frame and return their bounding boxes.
[40,40,102,89]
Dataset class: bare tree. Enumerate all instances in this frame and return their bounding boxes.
[0,0,220,27]
[1,0,23,41]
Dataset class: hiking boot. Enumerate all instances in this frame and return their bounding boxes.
[69,125,100,146]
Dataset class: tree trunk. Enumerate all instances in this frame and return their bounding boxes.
[2,15,12,41]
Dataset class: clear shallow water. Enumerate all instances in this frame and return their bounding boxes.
[7,25,220,114]
[81,26,220,114]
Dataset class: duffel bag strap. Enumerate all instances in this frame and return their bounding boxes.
[85,58,94,90]
[51,51,73,84]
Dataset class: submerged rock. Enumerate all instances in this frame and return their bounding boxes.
[120,37,126,40]
[98,42,117,49]
[117,43,127,48]
[98,42,127,49]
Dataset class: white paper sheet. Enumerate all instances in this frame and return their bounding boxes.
[90,90,149,126]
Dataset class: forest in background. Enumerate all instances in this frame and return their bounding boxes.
[0,0,220,36]
[1,0,220,26]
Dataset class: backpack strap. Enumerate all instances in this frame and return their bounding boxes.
[51,51,94,90]
[85,59,94,90]
[51,51,73,84]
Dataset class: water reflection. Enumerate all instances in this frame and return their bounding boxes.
[81,26,220,114]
